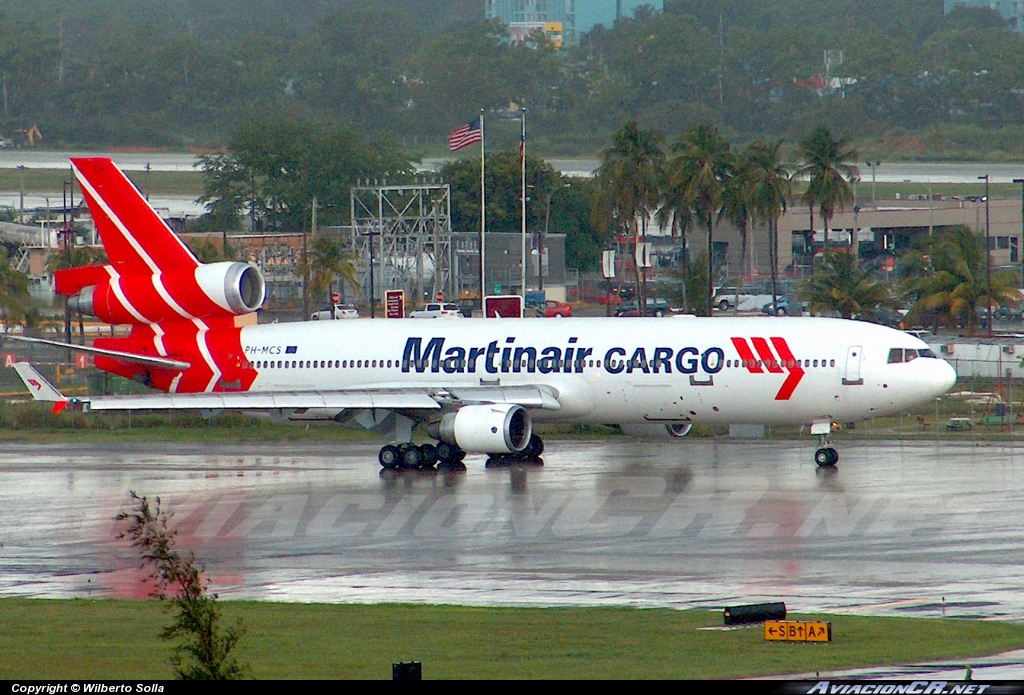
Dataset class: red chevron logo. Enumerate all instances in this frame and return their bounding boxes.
[729,337,806,400]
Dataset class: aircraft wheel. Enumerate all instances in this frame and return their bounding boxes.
[419,443,437,469]
[379,445,400,469]
[436,441,458,463]
[524,434,544,458]
[815,448,838,467]
[399,444,422,470]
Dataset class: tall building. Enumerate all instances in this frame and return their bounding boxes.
[485,1,664,46]
[575,0,664,36]
[944,0,1023,31]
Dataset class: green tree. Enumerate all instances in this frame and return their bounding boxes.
[903,226,1021,333]
[794,126,859,251]
[796,250,891,320]
[597,121,665,314]
[721,145,757,314]
[441,149,560,236]
[747,139,792,309]
[663,250,709,317]
[655,164,695,312]
[305,234,359,305]
[117,492,247,680]
[199,117,415,233]
[666,123,733,316]
[0,247,29,331]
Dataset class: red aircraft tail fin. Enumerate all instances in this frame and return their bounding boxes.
[71,157,199,274]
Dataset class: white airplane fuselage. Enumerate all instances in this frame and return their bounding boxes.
[237,316,956,426]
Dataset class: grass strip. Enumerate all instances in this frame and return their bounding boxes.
[0,169,203,197]
[1,600,1021,679]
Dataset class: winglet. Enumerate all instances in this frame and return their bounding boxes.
[12,362,67,404]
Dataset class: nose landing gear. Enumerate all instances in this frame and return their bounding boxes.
[814,446,839,467]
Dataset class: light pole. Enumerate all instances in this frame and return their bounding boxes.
[361,228,381,318]
[1014,178,1024,282]
[853,205,860,261]
[979,174,992,336]
[540,182,572,293]
[865,161,881,204]
[17,165,25,224]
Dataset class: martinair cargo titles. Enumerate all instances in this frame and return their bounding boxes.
[12,158,957,470]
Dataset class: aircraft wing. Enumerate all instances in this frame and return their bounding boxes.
[12,362,561,413]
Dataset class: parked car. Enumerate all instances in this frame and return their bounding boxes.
[761,299,789,316]
[543,300,572,317]
[410,302,464,318]
[310,304,359,320]
[615,297,671,317]
[761,298,807,317]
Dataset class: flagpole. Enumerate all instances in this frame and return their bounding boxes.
[520,105,527,305]
[479,109,486,315]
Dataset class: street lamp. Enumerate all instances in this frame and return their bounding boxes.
[360,227,381,318]
[978,174,992,337]
[17,165,25,224]
[865,161,881,204]
[1014,178,1024,283]
[539,183,572,293]
[853,205,860,261]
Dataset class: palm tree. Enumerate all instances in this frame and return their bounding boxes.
[747,139,792,312]
[796,250,891,320]
[721,146,757,315]
[794,126,858,252]
[305,234,359,306]
[654,176,694,311]
[667,123,733,316]
[903,226,1021,333]
[0,247,30,332]
[597,121,665,315]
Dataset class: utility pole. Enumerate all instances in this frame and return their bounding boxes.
[979,174,992,337]
[866,161,880,204]
[17,165,25,224]
[1014,178,1024,283]
[62,180,72,353]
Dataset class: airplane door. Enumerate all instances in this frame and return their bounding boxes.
[843,345,864,385]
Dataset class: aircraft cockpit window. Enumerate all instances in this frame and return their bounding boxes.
[919,349,937,358]
[888,348,903,363]
[904,349,918,362]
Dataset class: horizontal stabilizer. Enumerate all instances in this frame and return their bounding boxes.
[6,335,191,371]
[12,362,66,402]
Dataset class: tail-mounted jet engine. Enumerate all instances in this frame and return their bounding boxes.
[68,262,266,325]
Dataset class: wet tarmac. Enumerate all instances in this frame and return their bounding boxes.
[2,438,1023,624]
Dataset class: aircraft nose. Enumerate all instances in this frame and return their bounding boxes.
[934,359,957,395]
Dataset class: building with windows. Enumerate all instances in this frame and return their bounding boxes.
[485,1,664,46]
[944,0,1023,31]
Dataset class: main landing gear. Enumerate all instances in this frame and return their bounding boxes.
[378,442,467,471]
[485,434,545,467]
[379,434,546,470]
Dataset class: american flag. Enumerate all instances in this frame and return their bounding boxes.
[448,119,482,152]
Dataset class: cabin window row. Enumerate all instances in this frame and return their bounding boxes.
[249,357,839,370]
[252,359,396,369]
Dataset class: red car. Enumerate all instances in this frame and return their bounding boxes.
[543,300,572,317]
